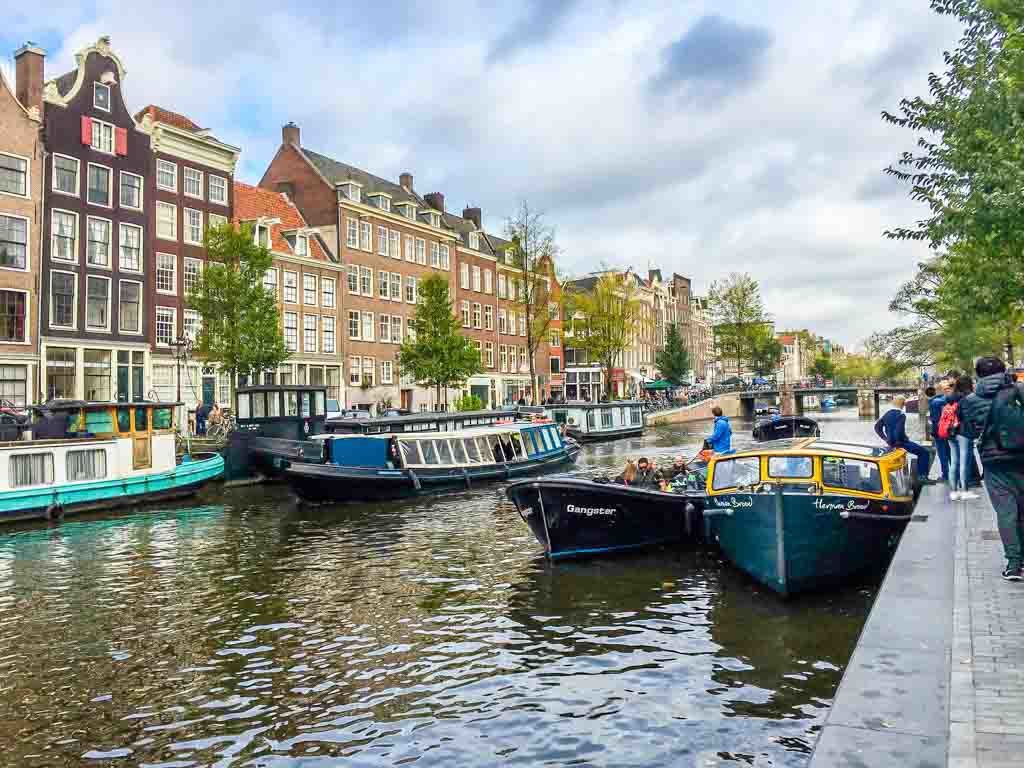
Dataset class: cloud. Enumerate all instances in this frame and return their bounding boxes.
[486,0,580,64]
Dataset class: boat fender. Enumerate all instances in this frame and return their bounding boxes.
[462,468,471,489]
[406,468,422,491]
[702,508,734,518]
[45,502,64,521]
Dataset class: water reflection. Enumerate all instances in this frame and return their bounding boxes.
[0,409,879,766]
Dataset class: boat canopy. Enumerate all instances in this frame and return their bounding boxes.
[25,401,179,440]
[236,385,327,422]
[327,408,519,435]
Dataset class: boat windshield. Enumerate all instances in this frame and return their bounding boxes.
[712,457,761,490]
[822,456,882,494]
[767,455,814,478]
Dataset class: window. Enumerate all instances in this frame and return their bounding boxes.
[712,457,761,491]
[381,360,394,384]
[155,306,175,346]
[391,315,403,343]
[473,303,482,329]
[184,208,203,245]
[388,230,400,260]
[293,234,308,256]
[484,270,493,294]
[415,238,426,264]
[184,167,203,199]
[93,82,111,111]
[550,331,560,347]
[209,213,227,230]
[484,305,493,331]
[360,266,372,295]
[500,345,508,373]
[0,365,27,406]
[510,280,517,301]
[498,274,507,299]
[90,119,114,154]
[0,291,27,342]
[303,274,317,305]
[348,310,360,339]
[405,276,416,303]
[87,164,111,206]
[405,235,414,262]
[118,223,142,272]
[50,272,76,328]
[68,447,108,482]
[519,315,526,336]
[343,183,361,203]
[508,310,516,335]
[252,222,268,249]
[156,253,176,294]
[347,218,359,248]
[119,281,141,333]
[304,315,318,352]
[322,277,335,308]
[349,356,361,385]
[768,456,814,479]
[379,314,391,342]
[120,172,142,210]
[430,242,440,268]
[323,316,335,353]
[156,201,176,240]
[460,263,470,289]
[53,155,79,196]
[283,271,298,303]
[377,225,388,256]
[550,356,561,374]
[11,454,54,488]
[498,309,507,334]
[485,342,495,368]
[469,232,479,250]
[378,270,389,299]
[85,277,110,331]
[461,300,470,327]
[0,153,28,197]
[86,217,111,267]
[264,268,278,295]
[284,311,298,351]
[360,221,372,251]
[46,347,76,400]
[362,311,374,341]
[156,159,177,191]
[347,265,358,293]
[184,258,201,295]
[822,457,883,494]
[0,215,27,269]
[362,357,375,387]
[209,175,228,205]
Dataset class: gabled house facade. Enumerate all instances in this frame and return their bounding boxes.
[0,46,44,405]
[38,36,152,402]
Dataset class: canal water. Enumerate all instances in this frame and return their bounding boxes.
[0,409,896,767]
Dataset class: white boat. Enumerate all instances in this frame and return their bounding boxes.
[546,401,646,443]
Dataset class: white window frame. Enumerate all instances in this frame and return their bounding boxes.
[379,313,391,343]
[119,171,143,211]
[389,230,401,261]
[86,162,113,208]
[156,252,177,296]
[415,238,426,265]
[440,244,450,270]
[183,257,202,296]
[85,215,112,269]
[156,159,178,192]
[0,151,30,199]
[0,288,30,344]
[51,154,80,198]
[321,277,335,308]
[50,209,79,264]
[156,201,177,242]
[473,302,482,330]
[484,269,493,294]
[381,360,394,385]
[323,316,336,354]
[471,265,481,292]
[304,314,318,353]
[405,235,414,262]
[378,269,389,299]
[430,242,440,268]
[209,212,228,229]
[155,306,176,347]
[391,314,403,343]
[118,279,143,335]
[0,213,30,272]
[460,263,469,290]
[362,311,375,342]
[347,218,359,248]
[209,175,228,205]
[283,271,298,304]
[469,232,479,250]
[360,221,372,252]
[294,233,309,257]
[264,267,278,296]
[484,305,494,331]
[183,208,203,245]
[93,82,111,112]
[377,225,388,256]
[118,222,143,273]
[50,270,77,330]
[390,272,402,301]
[89,118,115,155]
[183,309,201,342]
[183,167,204,200]
[303,273,318,306]
[461,300,470,327]
[360,266,373,296]
[405,276,417,304]
[283,311,298,352]
[348,310,361,340]
[85,274,112,332]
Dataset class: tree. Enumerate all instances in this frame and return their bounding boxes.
[453,393,484,412]
[748,325,783,376]
[503,201,560,403]
[655,322,691,385]
[187,222,289,408]
[708,273,768,376]
[397,273,482,408]
[809,353,835,380]
[567,271,643,398]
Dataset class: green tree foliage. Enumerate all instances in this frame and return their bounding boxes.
[883,0,1024,363]
[809,354,836,380]
[453,393,484,412]
[708,273,768,375]
[655,322,691,385]
[187,222,289,407]
[567,272,643,398]
[748,325,783,375]
[397,273,482,407]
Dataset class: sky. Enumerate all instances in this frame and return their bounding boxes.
[2,1,964,348]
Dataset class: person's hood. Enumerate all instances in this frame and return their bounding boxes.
[976,372,1013,399]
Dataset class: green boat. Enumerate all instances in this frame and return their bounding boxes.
[702,438,917,596]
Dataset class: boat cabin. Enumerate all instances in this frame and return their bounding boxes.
[325,408,520,436]
[548,401,645,442]
[235,385,328,441]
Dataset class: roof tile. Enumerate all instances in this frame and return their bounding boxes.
[232,181,329,262]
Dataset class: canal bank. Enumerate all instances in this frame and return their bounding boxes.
[809,483,1024,768]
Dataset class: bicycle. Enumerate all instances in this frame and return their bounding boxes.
[206,414,236,441]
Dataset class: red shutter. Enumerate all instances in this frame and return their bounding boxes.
[81,115,92,146]
[115,127,128,156]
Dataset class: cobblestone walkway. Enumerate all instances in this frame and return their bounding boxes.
[951,491,1024,768]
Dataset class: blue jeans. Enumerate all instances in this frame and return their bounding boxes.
[949,435,974,492]
[933,436,950,481]
[900,439,931,481]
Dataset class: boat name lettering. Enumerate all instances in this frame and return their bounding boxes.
[566,504,616,517]
[813,498,871,512]
[712,497,754,509]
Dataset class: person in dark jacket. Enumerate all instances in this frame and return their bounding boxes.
[874,396,932,481]
[633,457,660,487]
[928,382,951,483]
[946,377,979,501]
[959,357,1024,581]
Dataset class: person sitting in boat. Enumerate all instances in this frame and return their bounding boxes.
[660,455,688,482]
[614,460,638,485]
[619,457,660,487]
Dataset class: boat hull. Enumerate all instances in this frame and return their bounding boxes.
[565,425,644,443]
[0,453,224,524]
[704,491,912,595]
[506,478,701,558]
[285,445,581,503]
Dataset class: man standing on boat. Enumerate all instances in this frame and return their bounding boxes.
[874,396,932,482]
[707,406,733,454]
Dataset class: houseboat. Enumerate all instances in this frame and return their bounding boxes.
[752,416,820,442]
[547,401,646,443]
[702,438,918,596]
[0,400,223,524]
[284,419,580,503]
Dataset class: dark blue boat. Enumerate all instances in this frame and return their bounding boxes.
[752,416,820,441]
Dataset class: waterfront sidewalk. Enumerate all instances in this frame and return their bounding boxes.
[950,490,1024,768]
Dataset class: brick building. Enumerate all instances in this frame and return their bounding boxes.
[0,49,43,404]
[232,181,343,403]
[135,104,239,412]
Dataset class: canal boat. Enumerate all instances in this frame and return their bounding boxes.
[0,400,223,523]
[702,438,917,596]
[546,401,646,443]
[284,419,581,502]
[506,475,704,558]
[752,416,820,442]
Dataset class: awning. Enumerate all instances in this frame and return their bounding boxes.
[643,379,673,390]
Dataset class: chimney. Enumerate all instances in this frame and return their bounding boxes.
[399,172,413,191]
[14,43,45,115]
[424,192,445,213]
[463,206,481,229]
[282,121,300,147]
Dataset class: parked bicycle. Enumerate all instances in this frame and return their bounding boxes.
[206,414,236,441]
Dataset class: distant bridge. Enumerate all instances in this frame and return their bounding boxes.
[735,385,921,420]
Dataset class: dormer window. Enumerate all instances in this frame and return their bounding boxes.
[504,249,514,265]
[398,203,417,220]
[339,182,362,203]
[469,232,480,250]
[429,213,441,228]
[287,233,308,256]
[251,222,270,249]
[370,194,391,213]
[93,82,111,112]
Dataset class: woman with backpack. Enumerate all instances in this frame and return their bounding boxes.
[943,376,980,501]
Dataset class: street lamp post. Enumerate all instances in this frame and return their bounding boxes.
[172,335,193,433]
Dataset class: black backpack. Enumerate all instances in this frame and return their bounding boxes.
[984,383,1024,453]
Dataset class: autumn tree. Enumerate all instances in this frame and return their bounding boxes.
[567,272,643,399]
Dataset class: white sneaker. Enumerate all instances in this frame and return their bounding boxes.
[950,491,961,501]
[960,491,980,500]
